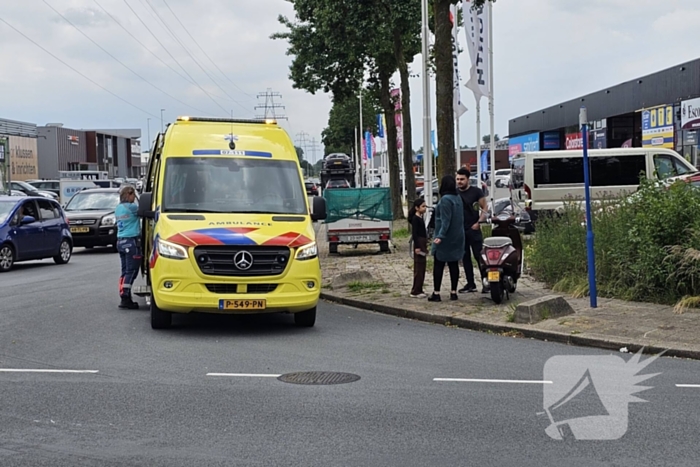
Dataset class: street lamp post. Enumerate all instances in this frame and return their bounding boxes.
[359,92,364,187]
[160,109,165,133]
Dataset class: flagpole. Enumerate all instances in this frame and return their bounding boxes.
[476,100,481,179]
[421,0,433,207]
[453,9,461,170]
[487,0,495,205]
[354,126,360,187]
[359,91,364,188]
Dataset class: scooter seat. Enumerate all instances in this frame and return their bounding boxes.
[483,236,513,248]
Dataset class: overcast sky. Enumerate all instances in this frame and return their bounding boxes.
[2,0,700,164]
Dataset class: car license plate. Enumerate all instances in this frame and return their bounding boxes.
[346,235,372,242]
[487,271,500,282]
[219,299,266,310]
[70,227,90,233]
[334,161,342,164]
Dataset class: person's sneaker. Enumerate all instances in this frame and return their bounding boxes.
[450,292,458,301]
[458,285,477,293]
[410,293,427,298]
[482,286,490,294]
[428,293,441,302]
[118,298,140,310]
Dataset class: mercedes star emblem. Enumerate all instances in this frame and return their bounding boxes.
[233,250,254,271]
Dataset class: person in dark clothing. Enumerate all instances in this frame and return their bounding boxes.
[408,198,428,298]
[456,167,488,293]
[429,175,465,302]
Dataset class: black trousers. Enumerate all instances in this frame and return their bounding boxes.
[434,259,459,293]
[411,237,427,296]
[463,229,484,287]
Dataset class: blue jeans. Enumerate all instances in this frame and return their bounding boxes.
[117,237,142,300]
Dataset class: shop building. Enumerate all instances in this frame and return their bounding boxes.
[37,125,142,179]
[0,117,39,183]
[507,58,700,166]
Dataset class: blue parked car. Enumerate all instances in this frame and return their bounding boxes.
[0,196,73,272]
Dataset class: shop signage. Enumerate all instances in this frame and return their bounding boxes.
[565,132,583,150]
[68,135,79,145]
[592,129,607,149]
[508,132,539,157]
[681,97,700,130]
[641,104,674,149]
[542,131,560,150]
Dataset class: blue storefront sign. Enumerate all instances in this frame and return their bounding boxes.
[592,129,607,149]
[509,132,540,159]
[542,131,560,150]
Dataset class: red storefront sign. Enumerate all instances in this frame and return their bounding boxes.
[565,132,583,150]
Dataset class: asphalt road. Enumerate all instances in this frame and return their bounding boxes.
[1,249,700,466]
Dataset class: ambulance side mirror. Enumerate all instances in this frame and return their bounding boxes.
[138,192,155,219]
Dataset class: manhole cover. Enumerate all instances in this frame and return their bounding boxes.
[277,371,360,385]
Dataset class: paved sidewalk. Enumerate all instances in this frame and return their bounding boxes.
[315,223,700,359]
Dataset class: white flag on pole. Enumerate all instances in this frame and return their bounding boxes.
[450,5,468,118]
[463,0,490,101]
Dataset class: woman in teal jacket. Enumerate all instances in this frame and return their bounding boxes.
[429,175,465,302]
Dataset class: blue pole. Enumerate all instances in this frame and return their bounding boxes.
[580,107,597,308]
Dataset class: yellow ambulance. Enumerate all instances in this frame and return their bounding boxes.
[136,117,327,329]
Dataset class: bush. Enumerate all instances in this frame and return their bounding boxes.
[529,178,700,306]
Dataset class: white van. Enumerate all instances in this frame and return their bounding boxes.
[510,148,697,215]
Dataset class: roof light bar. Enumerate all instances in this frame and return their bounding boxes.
[176,116,276,125]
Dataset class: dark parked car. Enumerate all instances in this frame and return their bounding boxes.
[325,179,351,189]
[323,153,353,170]
[63,188,132,251]
[9,180,58,200]
[26,179,60,196]
[305,181,319,196]
[0,196,73,272]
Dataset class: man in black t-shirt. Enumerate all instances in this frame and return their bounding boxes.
[456,167,488,293]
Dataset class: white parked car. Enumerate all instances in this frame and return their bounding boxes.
[494,169,512,188]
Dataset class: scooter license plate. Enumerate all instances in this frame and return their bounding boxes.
[487,271,500,282]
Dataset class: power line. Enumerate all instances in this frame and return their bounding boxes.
[161,0,256,101]
[309,137,321,165]
[140,0,251,115]
[122,0,229,116]
[295,131,310,161]
[255,89,288,121]
[0,15,159,119]
[93,0,243,106]
[43,0,211,116]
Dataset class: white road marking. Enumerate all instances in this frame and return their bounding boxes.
[434,378,553,384]
[0,369,99,374]
[206,373,281,378]
[676,384,700,388]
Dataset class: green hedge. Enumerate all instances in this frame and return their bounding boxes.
[528,178,700,307]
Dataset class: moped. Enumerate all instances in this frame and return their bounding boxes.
[480,209,524,304]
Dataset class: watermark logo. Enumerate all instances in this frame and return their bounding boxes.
[541,349,662,440]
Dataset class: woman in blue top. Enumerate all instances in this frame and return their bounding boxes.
[115,185,141,309]
[429,175,465,302]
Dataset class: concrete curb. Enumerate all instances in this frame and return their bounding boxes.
[320,292,700,361]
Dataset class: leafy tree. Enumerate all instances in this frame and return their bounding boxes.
[321,90,381,157]
[482,134,500,145]
[273,0,422,220]
[294,145,305,163]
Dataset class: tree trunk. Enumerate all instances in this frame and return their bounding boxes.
[379,72,404,220]
[393,30,416,205]
[433,0,456,179]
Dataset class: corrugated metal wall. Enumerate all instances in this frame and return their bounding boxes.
[509,58,700,137]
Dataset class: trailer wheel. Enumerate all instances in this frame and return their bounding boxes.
[379,241,390,253]
[329,242,338,254]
